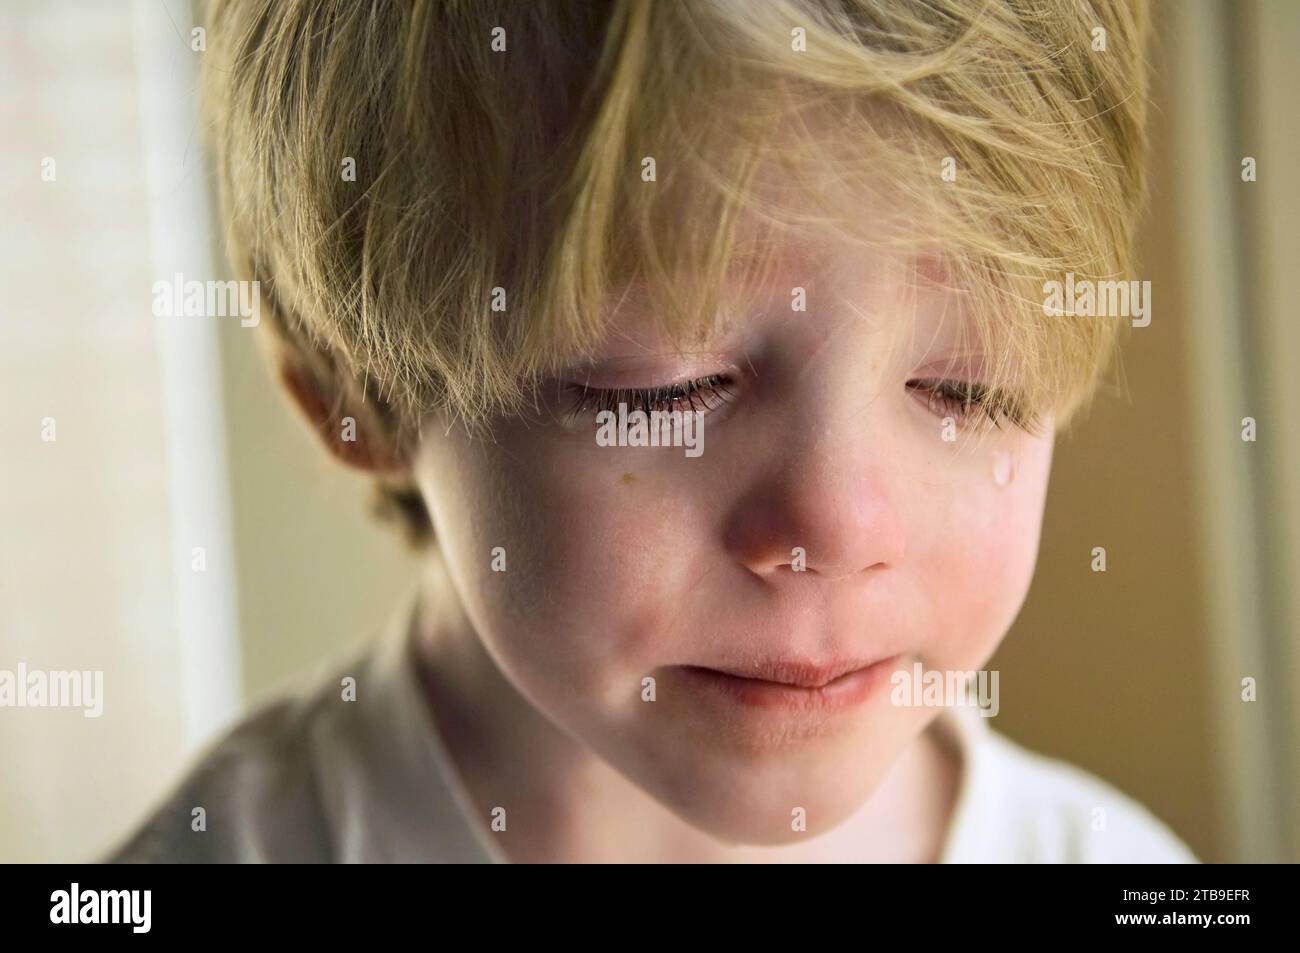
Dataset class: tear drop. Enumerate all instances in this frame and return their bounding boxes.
[993,450,1015,486]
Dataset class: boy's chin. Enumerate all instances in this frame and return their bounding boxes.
[645,755,895,848]
[670,782,882,848]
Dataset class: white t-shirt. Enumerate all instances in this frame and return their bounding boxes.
[101,596,1199,864]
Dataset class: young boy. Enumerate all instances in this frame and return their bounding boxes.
[106,0,1196,862]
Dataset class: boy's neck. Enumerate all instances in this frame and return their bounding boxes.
[412,559,960,863]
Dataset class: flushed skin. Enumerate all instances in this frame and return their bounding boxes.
[409,237,1055,861]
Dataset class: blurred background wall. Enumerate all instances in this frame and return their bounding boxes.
[992,0,1300,865]
[0,0,1295,863]
[0,0,415,862]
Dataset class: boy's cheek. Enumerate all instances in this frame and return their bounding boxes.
[423,436,713,676]
[918,472,1049,673]
[521,468,725,669]
[426,422,1051,698]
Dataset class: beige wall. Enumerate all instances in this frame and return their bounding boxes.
[216,326,418,708]
[990,0,1300,863]
[0,2,188,862]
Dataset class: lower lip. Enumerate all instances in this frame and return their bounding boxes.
[676,656,899,715]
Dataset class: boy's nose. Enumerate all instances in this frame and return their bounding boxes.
[721,442,906,582]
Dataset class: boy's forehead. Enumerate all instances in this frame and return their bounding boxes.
[595,149,960,350]
[603,120,949,300]
[598,238,956,358]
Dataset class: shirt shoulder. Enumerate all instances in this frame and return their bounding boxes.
[969,722,1200,863]
[100,595,501,864]
[99,686,338,863]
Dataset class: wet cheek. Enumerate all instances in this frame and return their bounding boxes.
[920,487,1043,672]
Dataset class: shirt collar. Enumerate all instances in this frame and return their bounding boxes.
[932,701,1006,863]
[312,588,506,863]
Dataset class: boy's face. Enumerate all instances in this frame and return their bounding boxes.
[412,234,1055,845]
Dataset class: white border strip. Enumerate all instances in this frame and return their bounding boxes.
[132,0,243,750]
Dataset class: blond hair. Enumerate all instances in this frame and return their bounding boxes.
[201,0,1150,547]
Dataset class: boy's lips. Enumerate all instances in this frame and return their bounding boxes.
[673,654,901,715]
[684,656,889,688]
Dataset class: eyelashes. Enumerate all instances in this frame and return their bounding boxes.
[564,373,735,419]
[559,373,1034,432]
[905,378,1033,431]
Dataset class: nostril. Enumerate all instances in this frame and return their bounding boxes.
[777,548,887,581]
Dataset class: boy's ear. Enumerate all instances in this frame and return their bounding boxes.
[278,358,407,474]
